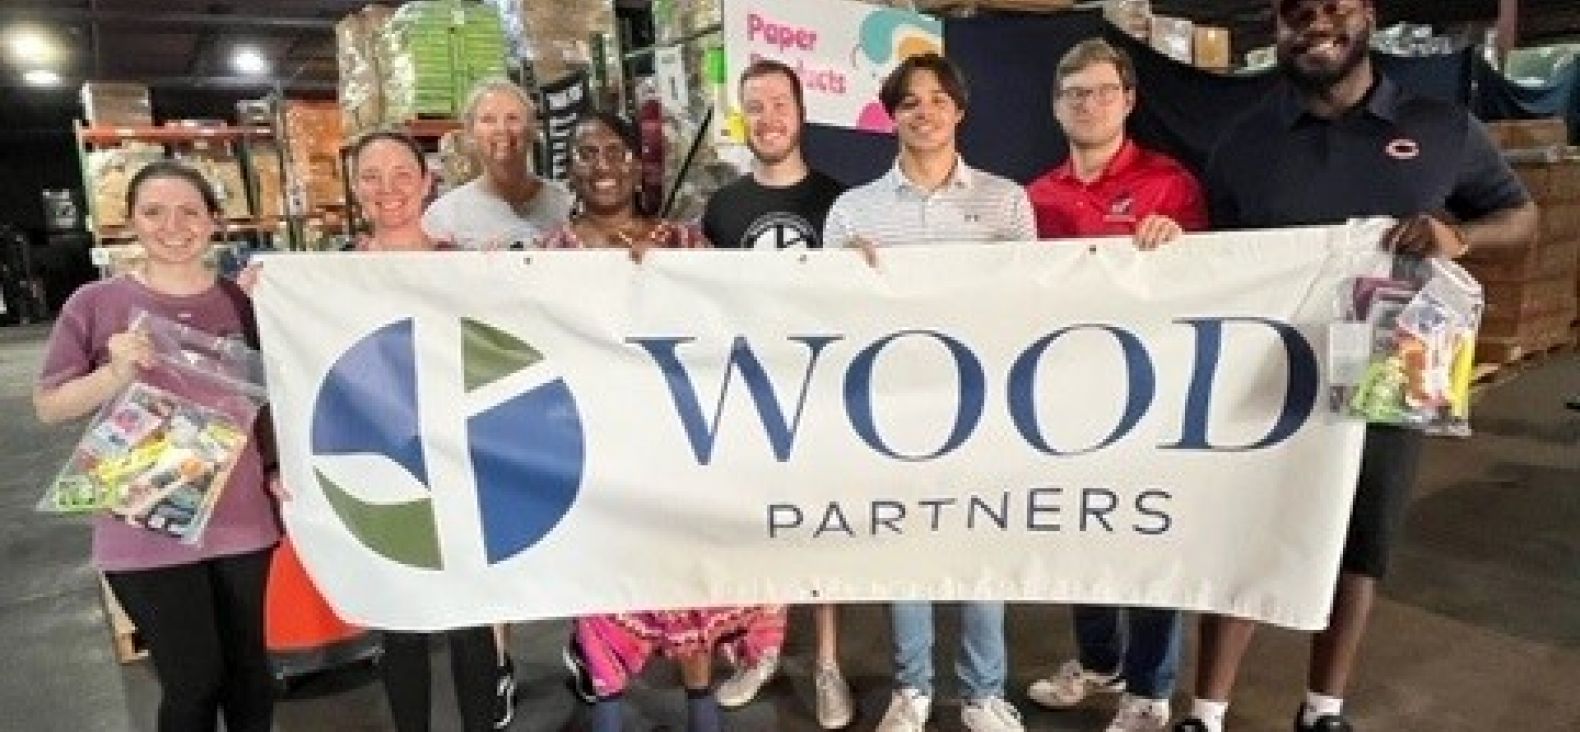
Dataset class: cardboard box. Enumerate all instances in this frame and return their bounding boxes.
[1481,275,1578,321]
[1149,15,1193,65]
[1479,306,1577,341]
[85,145,165,229]
[81,82,154,127]
[1193,26,1231,70]
[1487,119,1569,150]
[1463,238,1580,283]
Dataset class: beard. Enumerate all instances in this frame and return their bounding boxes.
[1277,28,1371,93]
[747,130,800,166]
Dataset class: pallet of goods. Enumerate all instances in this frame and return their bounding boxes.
[1463,118,1579,375]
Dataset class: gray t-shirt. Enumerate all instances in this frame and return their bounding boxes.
[422,177,575,249]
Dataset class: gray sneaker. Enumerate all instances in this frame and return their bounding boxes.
[715,652,778,708]
[814,662,854,729]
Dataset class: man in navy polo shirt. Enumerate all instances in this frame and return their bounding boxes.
[1172,2,1537,732]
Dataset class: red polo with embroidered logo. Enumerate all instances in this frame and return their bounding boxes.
[1025,139,1208,239]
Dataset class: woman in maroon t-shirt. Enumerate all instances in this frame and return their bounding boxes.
[36,161,282,731]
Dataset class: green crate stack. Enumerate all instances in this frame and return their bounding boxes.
[382,0,509,121]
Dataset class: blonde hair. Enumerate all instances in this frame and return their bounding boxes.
[460,77,536,128]
[1056,38,1138,90]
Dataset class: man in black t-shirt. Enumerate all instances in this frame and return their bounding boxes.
[701,59,854,731]
[702,60,845,251]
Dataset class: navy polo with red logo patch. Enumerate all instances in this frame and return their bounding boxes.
[1204,74,1529,231]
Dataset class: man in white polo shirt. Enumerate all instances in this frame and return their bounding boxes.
[823,52,1033,732]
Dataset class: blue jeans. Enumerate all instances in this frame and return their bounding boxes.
[891,601,1006,700]
[1072,605,1182,699]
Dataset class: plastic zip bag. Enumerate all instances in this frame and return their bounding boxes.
[39,310,268,544]
[1328,256,1482,436]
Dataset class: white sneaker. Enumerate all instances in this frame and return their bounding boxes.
[961,696,1024,732]
[1106,694,1171,732]
[814,662,854,729]
[1026,659,1125,709]
[876,688,931,732]
[715,652,778,708]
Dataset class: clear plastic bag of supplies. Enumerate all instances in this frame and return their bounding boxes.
[1328,256,1482,436]
[39,311,267,544]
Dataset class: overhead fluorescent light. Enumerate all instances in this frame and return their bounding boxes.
[23,68,61,87]
[232,47,269,76]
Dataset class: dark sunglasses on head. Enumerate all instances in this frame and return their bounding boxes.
[1279,0,1366,27]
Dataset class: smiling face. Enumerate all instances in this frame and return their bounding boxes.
[129,175,217,268]
[741,70,804,166]
[568,118,638,217]
[353,138,431,233]
[1053,60,1134,151]
[1275,0,1374,92]
[468,88,536,174]
[892,67,964,156]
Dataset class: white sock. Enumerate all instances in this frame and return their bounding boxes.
[1302,691,1343,727]
[1191,698,1228,732]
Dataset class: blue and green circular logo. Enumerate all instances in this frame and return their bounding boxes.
[310,318,584,569]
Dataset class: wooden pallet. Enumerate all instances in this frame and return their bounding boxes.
[1471,339,1577,394]
[99,575,147,664]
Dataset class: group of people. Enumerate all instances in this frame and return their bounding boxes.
[33,1,1538,731]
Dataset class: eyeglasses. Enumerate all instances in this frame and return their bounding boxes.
[1057,83,1126,106]
[571,144,635,166]
[1278,0,1365,28]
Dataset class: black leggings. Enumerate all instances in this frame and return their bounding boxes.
[105,548,275,732]
[380,626,498,732]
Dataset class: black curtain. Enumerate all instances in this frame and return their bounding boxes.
[1471,57,1580,144]
[802,12,1478,188]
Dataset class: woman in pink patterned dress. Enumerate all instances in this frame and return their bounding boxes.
[547,111,784,732]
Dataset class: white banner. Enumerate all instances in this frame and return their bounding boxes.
[722,0,943,133]
[256,225,1390,632]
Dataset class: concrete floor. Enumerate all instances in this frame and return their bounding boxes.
[1,322,1576,731]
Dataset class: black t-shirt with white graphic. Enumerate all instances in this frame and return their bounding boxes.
[702,170,846,250]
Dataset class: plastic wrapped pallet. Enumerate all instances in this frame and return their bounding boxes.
[86,145,165,229]
[1103,0,1151,39]
[517,0,616,86]
[1149,15,1193,65]
[337,5,395,138]
[80,82,153,127]
[382,1,509,122]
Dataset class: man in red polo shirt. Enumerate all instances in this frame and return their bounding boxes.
[1021,38,1206,732]
[1026,38,1206,248]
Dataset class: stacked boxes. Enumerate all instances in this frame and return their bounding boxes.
[81,83,154,126]
[336,4,396,137]
[382,1,510,121]
[283,101,345,209]
[1461,119,1580,363]
[85,144,165,229]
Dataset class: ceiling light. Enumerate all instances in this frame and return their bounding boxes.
[8,28,55,63]
[23,68,61,87]
[232,47,269,76]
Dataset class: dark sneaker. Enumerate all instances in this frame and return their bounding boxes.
[562,640,598,704]
[1172,719,1211,732]
[1294,708,1353,732]
[493,653,519,729]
